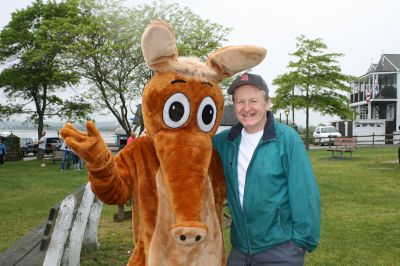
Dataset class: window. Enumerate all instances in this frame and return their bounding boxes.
[387,104,395,120]
[360,105,367,119]
[321,127,338,133]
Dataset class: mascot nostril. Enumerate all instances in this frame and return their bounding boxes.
[60,19,266,266]
[171,225,208,246]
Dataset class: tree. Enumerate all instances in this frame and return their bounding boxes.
[64,0,231,136]
[273,35,355,149]
[0,0,93,140]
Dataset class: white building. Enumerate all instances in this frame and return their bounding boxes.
[349,54,400,144]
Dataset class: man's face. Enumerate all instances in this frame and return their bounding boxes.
[233,85,270,133]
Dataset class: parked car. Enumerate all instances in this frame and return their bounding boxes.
[117,136,128,150]
[21,137,62,156]
[20,137,34,147]
[313,126,342,145]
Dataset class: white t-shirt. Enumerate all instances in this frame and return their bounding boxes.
[238,128,263,207]
[60,142,71,151]
[38,136,46,149]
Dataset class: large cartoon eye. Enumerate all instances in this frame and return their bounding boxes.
[163,93,190,128]
[197,97,217,132]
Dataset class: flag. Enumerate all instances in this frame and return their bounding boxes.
[374,77,379,97]
[366,89,371,102]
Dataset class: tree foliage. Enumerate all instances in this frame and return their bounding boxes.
[273,35,355,149]
[63,0,231,135]
[0,0,94,139]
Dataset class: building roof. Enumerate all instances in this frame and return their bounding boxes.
[374,54,400,72]
[366,63,377,74]
[132,105,142,125]
[220,105,238,126]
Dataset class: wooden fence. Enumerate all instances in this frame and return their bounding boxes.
[305,132,400,147]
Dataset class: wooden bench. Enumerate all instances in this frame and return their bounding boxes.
[326,137,357,158]
[0,183,102,266]
[51,150,63,163]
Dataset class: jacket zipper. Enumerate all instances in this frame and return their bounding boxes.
[277,208,281,225]
[229,139,252,253]
[242,138,277,253]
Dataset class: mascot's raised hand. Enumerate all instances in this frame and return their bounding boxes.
[60,121,110,165]
[60,20,266,266]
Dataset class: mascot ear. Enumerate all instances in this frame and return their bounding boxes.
[206,46,267,81]
[141,20,178,71]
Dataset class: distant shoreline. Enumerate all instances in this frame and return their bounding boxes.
[0,129,117,144]
[0,120,119,132]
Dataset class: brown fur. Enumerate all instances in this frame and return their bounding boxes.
[60,20,266,265]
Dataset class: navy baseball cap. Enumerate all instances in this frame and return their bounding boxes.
[227,73,269,96]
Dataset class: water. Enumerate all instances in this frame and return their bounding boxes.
[2,129,117,144]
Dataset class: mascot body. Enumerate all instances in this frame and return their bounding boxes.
[61,21,266,266]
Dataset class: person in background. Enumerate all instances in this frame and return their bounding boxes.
[38,131,46,167]
[0,139,6,167]
[127,131,136,145]
[71,149,81,171]
[213,73,321,266]
[78,155,84,170]
[139,129,147,137]
[60,140,71,171]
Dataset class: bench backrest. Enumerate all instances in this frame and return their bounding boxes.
[333,137,357,148]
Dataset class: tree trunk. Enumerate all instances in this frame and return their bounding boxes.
[38,116,44,141]
[305,86,310,150]
[305,107,310,150]
[37,84,48,140]
[291,105,295,126]
[291,86,295,126]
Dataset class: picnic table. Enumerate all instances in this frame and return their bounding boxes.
[326,137,357,158]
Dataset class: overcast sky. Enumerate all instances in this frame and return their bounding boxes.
[1,0,399,127]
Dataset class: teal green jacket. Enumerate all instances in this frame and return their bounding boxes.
[212,112,320,254]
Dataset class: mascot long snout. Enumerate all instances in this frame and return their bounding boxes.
[154,130,212,246]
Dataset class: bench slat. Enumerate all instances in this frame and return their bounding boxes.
[15,243,46,266]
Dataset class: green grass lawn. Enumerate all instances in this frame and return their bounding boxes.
[1,146,399,265]
[0,158,88,252]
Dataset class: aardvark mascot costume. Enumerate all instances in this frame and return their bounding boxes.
[61,21,266,266]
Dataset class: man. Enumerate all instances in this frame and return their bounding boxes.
[59,140,71,171]
[127,131,136,145]
[38,132,46,167]
[0,139,6,167]
[213,73,320,265]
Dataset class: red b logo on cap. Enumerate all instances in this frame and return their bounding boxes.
[240,74,249,81]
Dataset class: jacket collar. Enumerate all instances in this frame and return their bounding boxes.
[227,111,277,142]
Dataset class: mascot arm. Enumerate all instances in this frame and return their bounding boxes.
[60,121,134,205]
[208,148,226,211]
